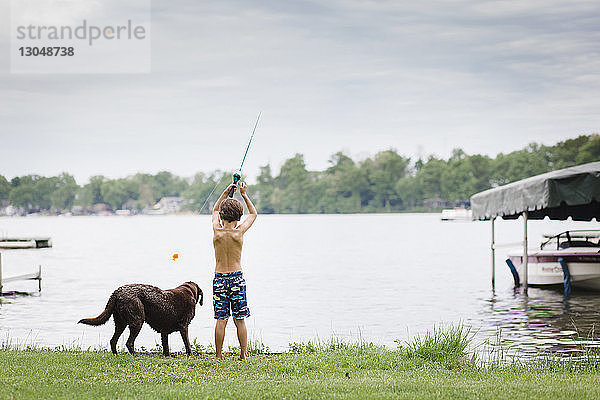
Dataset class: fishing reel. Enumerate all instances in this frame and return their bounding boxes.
[228,172,242,198]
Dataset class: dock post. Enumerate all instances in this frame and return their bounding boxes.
[491,217,496,288]
[523,211,528,294]
[0,252,3,295]
[38,265,42,292]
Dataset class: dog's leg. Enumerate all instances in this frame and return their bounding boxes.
[110,322,126,355]
[180,327,192,356]
[125,323,142,355]
[161,333,170,356]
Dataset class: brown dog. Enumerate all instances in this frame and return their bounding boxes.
[78,282,203,356]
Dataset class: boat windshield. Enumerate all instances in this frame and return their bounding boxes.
[541,230,600,250]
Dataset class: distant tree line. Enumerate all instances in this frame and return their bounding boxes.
[1,134,599,215]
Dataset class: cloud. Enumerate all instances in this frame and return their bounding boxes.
[0,0,599,182]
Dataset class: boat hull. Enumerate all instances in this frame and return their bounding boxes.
[508,251,600,290]
[441,208,472,221]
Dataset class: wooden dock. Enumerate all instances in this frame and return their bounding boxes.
[0,253,42,295]
[0,237,52,249]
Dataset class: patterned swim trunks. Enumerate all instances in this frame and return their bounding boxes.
[213,271,250,320]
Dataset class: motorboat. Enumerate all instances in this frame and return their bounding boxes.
[507,230,600,290]
[441,208,472,221]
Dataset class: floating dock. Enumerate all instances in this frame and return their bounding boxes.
[0,237,52,249]
[0,253,42,294]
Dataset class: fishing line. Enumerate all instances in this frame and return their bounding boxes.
[197,173,228,214]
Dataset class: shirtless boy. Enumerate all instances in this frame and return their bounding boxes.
[212,181,257,360]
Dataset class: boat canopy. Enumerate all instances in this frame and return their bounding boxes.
[470,161,600,221]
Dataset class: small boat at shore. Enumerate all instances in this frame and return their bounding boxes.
[441,208,472,221]
[507,230,600,290]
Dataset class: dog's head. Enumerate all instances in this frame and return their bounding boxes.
[182,281,203,306]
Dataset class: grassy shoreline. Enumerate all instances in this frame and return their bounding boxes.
[2,326,599,399]
[2,339,599,400]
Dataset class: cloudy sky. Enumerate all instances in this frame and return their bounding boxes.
[1,0,599,183]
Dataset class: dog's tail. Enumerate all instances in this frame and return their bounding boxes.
[78,294,115,326]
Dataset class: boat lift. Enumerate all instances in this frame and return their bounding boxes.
[0,253,42,295]
[470,161,600,295]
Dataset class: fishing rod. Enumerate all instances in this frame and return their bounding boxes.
[228,112,261,198]
[196,113,262,213]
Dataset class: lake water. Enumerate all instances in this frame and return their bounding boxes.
[0,214,599,356]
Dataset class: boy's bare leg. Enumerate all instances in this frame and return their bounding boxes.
[215,319,228,359]
[233,318,248,360]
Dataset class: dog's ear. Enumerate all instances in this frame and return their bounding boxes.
[195,283,203,306]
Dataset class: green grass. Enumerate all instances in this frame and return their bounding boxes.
[1,327,599,399]
[397,324,472,367]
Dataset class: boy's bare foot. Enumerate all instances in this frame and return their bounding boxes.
[215,353,223,360]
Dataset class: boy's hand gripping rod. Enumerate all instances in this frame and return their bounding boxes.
[228,112,261,198]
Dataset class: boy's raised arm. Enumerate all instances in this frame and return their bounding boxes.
[238,182,257,233]
[212,184,235,229]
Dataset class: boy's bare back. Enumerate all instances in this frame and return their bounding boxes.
[213,227,244,272]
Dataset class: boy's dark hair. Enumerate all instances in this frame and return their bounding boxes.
[219,198,243,222]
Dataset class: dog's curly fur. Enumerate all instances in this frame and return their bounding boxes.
[78,281,203,356]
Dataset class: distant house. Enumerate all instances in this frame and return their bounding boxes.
[143,197,185,215]
[90,203,113,216]
[1,204,19,216]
